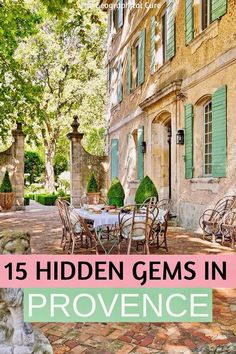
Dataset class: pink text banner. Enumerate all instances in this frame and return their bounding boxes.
[0,254,234,288]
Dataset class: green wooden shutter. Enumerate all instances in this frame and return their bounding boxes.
[109,8,113,31]
[111,139,119,180]
[138,29,146,86]
[166,0,176,60]
[185,0,194,45]
[126,133,131,178]
[137,126,144,180]
[150,16,156,73]
[127,47,132,94]
[184,104,193,179]
[117,60,123,103]
[212,85,227,177]
[117,0,124,28]
[212,0,227,21]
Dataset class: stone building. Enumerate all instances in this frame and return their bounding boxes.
[100,0,236,230]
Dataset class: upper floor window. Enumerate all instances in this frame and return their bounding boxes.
[202,0,212,30]
[204,100,212,176]
[135,41,139,87]
[109,0,124,33]
[162,10,167,64]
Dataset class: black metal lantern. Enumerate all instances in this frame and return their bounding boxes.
[176,130,184,145]
[141,141,147,153]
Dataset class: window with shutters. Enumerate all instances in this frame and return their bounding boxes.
[201,0,212,30]
[204,100,213,176]
[162,10,168,64]
[135,41,139,87]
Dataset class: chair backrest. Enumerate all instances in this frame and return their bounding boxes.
[222,208,236,227]
[141,197,157,209]
[156,199,172,212]
[56,199,70,232]
[209,196,236,222]
[215,196,236,214]
[119,206,158,240]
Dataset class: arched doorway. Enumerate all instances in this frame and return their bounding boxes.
[151,111,172,200]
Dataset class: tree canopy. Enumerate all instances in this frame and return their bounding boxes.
[0,0,107,191]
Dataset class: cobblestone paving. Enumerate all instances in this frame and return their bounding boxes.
[1,202,236,353]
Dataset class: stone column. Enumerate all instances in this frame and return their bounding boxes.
[12,123,25,211]
[67,116,84,207]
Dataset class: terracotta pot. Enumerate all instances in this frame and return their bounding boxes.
[0,192,14,211]
[86,192,101,205]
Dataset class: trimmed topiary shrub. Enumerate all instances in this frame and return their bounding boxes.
[24,196,30,206]
[0,171,13,193]
[87,172,99,193]
[37,194,58,206]
[135,175,158,205]
[108,178,125,207]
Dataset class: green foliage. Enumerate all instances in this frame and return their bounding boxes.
[36,194,58,205]
[87,173,99,193]
[54,154,68,179]
[108,178,125,198]
[135,176,158,205]
[0,171,13,193]
[24,196,30,206]
[25,151,44,184]
[0,0,107,191]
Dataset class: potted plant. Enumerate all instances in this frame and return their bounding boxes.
[0,171,14,211]
[135,175,158,205]
[108,178,125,207]
[86,172,100,204]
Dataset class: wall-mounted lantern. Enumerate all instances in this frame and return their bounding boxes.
[176,130,184,145]
[141,141,147,153]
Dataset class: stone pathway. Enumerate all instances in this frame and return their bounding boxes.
[1,202,236,353]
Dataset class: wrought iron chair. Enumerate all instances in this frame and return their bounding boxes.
[57,199,99,254]
[199,196,236,243]
[118,206,157,254]
[152,199,172,252]
[220,209,236,248]
[140,196,158,209]
[56,199,68,249]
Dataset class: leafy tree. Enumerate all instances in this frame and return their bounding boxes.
[14,0,106,191]
[54,153,68,179]
[24,151,44,184]
[0,0,41,141]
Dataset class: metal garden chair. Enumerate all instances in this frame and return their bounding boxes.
[199,196,236,243]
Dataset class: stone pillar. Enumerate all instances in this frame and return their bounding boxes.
[12,123,25,210]
[67,116,84,207]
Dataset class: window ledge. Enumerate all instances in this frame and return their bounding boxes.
[153,60,171,77]
[111,26,123,42]
[190,177,220,193]
[128,179,140,185]
[111,102,121,113]
[189,20,219,54]
[190,177,220,184]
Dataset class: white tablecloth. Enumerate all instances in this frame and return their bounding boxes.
[76,209,119,229]
[76,208,167,229]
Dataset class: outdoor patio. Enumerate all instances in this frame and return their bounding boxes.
[1,202,236,353]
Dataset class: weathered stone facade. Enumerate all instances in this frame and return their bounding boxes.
[68,116,109,207]
[0,123,25,211]
[101,0,236,231]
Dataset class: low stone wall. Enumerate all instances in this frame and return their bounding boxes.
[0,124,25,210]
